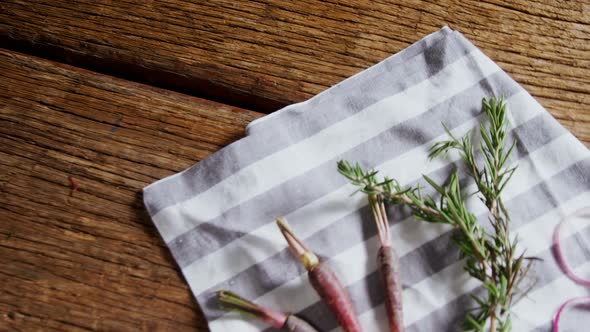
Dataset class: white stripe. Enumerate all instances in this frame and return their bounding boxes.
[153,49,501,242]
[183,91,539,295]
[511,263,590,331]
[209,133,589,330]
[339,192,590,332]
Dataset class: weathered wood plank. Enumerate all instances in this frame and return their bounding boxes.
[1,1,589,144]
[0,49,262,331]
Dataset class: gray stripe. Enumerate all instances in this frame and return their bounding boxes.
[407,225,590,332]
[143,28,475,216]
[168,71,522,269]
[531,320,556,332]
[274,158,590,332]
[531,324,551,332]
[201,115,569,321]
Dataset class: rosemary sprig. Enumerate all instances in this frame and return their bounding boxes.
[338,97,535,332]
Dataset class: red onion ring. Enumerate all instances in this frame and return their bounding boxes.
[552,207,590,331]
[552,207,590,286]
[553,296,590,332]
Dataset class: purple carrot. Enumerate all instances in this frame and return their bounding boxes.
[217,290,319,332]
[370,195,404,332]
[277,218,363,332]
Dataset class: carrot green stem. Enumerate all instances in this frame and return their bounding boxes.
[277,218,319,270]
[370,195,391,248]
[218,290,287,329]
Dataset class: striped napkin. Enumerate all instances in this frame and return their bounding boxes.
[143,27,590,332]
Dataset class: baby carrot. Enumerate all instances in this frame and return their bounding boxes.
[217,290,318,332]
[277,218,363,332]
[370,195,404,332]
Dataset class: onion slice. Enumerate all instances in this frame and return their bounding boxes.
[552,207,590,286]
[552,207,590,331]
[553,296,590,332]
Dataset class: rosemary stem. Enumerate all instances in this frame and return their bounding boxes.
[489,312,497,332]
[368,185,441,219]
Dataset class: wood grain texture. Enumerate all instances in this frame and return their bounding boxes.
[1,0,588,145]
[0,49,262,331]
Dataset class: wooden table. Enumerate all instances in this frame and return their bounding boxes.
[1,1,588,331]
